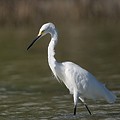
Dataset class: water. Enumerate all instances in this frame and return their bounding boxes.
[0,23,120,120]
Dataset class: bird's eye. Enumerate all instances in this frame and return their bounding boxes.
[41,30,45,35]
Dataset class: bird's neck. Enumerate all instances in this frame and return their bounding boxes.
[48,30,58,75]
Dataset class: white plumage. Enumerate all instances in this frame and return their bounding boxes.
[27,23,116,115]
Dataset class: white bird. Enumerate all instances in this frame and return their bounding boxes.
[27,23,116,115]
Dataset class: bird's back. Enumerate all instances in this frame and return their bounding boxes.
[56,61,116,103]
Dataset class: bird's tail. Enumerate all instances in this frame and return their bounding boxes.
[104,87,116,103]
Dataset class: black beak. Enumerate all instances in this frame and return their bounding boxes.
[27,35,41,50]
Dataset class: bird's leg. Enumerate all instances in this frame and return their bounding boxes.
[79,97,92,115]
[84,103,92,115]
[73,91,78,115]
[74,105,77,115]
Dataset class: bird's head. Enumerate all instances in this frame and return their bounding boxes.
[27,23,55,50]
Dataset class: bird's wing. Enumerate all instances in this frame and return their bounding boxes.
[62,62,89,94]
[62,61,116,102]
[63,62,104,98]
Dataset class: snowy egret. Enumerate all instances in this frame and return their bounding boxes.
[27,23,116,115]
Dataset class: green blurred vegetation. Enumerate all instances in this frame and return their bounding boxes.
[0,0,120,28]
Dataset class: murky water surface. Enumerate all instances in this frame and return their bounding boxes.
[0,23,120,119]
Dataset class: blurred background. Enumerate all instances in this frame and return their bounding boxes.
[0,0,120,119]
